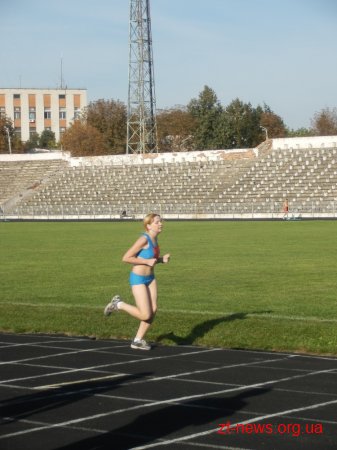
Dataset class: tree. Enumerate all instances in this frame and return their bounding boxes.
[39,130,56,149]
[311,107,337,135]
[259,104,287,139]
[222,99,261,148]
[187,88,289,150]
[23,132,40,152]
[188,86,223,149]
[82,99,127,154]
[0,116,13,153]
[61,121,106,156]
[286,127,315,137]
[10,134,24,153]
[156,107,196,152]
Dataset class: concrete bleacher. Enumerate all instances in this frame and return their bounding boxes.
[220,147,337,215]
[11,154,255,217]
[0,156,69,212]
[1,137,337,219]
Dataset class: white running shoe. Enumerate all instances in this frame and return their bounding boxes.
[130,339,151,350]
[104,295,121,316]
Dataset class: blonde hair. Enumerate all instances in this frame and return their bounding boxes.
[143,213,160,231]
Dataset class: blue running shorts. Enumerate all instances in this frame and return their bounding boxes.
[129,272,155,286]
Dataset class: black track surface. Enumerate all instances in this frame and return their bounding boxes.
[0,333,336,449]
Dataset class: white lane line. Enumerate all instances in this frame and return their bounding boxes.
[0,348,221,385]
[3,417,106,434]
[1,352,334,394]
[0,334,86,341]
[174,377,337,399]
[1,345,221,367]
[185,444,253,450]
[2,336,336,363]
[1,355,285,391]
[130,399,337,449]
[122,355,304,386]
[0,339,99,351]
[0,365,122,386]
[0,338,87,349]
[1,366,335,440]
[0,347,120,367]
[2,342,127,354]
[35,373,128,390]
[14,362,104,372]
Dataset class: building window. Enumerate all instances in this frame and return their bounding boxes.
[44,127,51,131]
[59,109,66,119]
[59,94,66,99]
[14,128,21,139]
[13,94,20,99]
[44,109,51,119]
[74,107,81,120]
[59,127,66,136]
[0,107,5,118]
[29,107,36,122]
[14,107,21,120]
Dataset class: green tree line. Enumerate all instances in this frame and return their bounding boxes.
[1,86,337,155]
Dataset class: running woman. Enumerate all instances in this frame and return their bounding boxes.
[104,213,170,350]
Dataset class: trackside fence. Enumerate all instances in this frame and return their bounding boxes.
[1,201,337,220]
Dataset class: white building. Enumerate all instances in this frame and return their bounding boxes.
[0,88,87,142]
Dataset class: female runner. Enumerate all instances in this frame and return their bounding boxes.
[104,213,170,350]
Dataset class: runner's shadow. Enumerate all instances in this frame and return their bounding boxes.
[0,372,152,426]
[54,387,271,449]
[157,310,273,345]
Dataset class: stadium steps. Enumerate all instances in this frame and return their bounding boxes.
[6,146,337,216]
[221,147,337,210]
[0,159,70,213]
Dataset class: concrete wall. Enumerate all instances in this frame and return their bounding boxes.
[272,136,337,150]
[2,135,337,165]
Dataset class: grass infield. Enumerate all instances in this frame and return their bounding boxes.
[0,220,336,355]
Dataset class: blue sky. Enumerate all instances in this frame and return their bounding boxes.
[1,0,336,130]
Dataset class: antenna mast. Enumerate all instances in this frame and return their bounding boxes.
[60,54,65,89]
[127,0,158,154]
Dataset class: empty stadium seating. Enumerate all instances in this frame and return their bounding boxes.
[0,158,69,213]
[1,142,337,219]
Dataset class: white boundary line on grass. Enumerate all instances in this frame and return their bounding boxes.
[1,365,336,440]
[160,308,337,323]
[1,302,336,323]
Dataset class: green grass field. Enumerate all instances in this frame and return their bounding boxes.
[0,220,336,355]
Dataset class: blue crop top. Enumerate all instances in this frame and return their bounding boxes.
[137,233,160,260]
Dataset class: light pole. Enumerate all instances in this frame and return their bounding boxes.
[4,127,12,154]
[260,126,268,141]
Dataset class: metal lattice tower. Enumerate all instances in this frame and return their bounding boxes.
[127,0,158,154]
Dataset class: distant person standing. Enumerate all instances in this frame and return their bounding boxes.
[104,213,170,350]
[282,198,289,218]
